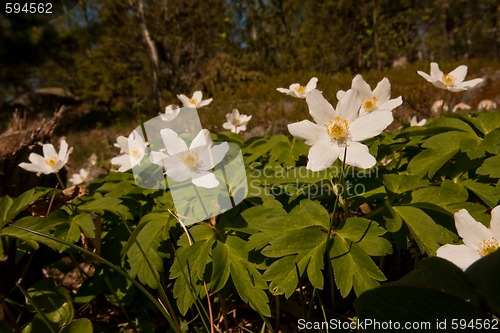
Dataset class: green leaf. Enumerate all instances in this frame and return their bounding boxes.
[330,236,386,297]
[292,199,330,230]
[78,196,132,219]
[337,218,392,257]
[461,179,500,208]
[127,217,166,288]
[462,112,500,134]
[408,131,472,177]
[430,117,478,135]
[210,240,231,293]
[355,257,483,325]
[383,201,403,232]
[411,180,468,211]
[0,188,50,229]
[28,278,74,326]
[383,174,429,194]
[59,319,93,333]
[394,206,451,255]
[226,235,271,316]
[263,256,300,297]
[476,155,500,178]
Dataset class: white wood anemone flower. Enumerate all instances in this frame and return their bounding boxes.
[222,109,252,134]
[177,91,213,109]
[19,139,73,176]
[277,77,318,98]
[409,116,426,127]
[336,74,402,116]
[111,131,148,172]
[437,206,500,270]
[69,168,89,185]
[417,62,484,92]
[150,129,229,189]
[160,105,181,121]
[287,89,393,171]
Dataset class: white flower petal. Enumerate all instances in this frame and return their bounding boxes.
[417,70,434,83]
[288,120,329,146]
[336,90,346,101]
[166,166,192,183]
[277,88,291,94]
[448,65,468,84]
[305,77,318,93]
[458,78,484,89]
[372,77,391,103]
[306,90,336,125]
[58,140,69,161]
[177,94,190,106]
[160,128,188,156]
[19,162,46,175]
[349,110,393,142]
[190,129,212,149]
[306,142,340,172]
[222,122,234,131]
[199,142,229,170]
[454,209,494,251]
[436,244,482,270]
[430,62,443,81]
[352,75,373,99]
[198,98,213,108]
[111,154,132,172]
[28,153,45,165]
[379,96,403,111]
[490,205,500,241]
[115,136,129,153]
[43,143,57,159]
[335,89,361,123]
[192,91,203,103]
[192,171,219,188]
[339,142,376,169]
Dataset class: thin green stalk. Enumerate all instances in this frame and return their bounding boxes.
[295,263,307,320]
[55,172,66,190]
[16,282,57,333]
[103,275,137,332]
[10,225,181,332]
[119,218,180,329]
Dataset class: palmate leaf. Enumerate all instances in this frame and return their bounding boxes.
[461,179,500,208]
[330,218,390,297]
[225,235,271,317]
[126,216,169,288]
[394,206,453,255]
[254,200,329,296]
[408,131,473,177]
[0,188,50,229]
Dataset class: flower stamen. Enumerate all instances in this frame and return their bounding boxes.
[179,151,201,169]
[189,98,197,106]
[295,85,306,95]
[362,96,377,111]
[478,238,499,256]
[324,116,349,141]
[45,157,57,167]
[442,74,455,86]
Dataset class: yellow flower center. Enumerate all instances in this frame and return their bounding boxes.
[45,157,58,167]
[189,98,197,106]
[296,85,306,95]
[324,116,349,140]
[235,119,242,125]
[478,238,499,256]
[179,151,200,169]
[442,74,455,86]
[130,148,141,159]
[362,96,377,111]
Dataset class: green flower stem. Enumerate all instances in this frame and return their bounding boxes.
[55,172,66,189]
[16,282,57,333]
[10,225,181,332]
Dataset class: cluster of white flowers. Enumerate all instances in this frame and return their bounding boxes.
[111,91,233,188]
[283,76,401,171]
